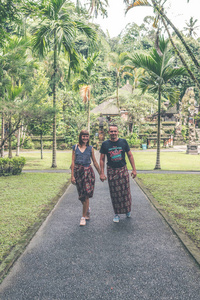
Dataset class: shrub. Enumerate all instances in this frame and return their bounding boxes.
[126,133,141,148]
[22,137,35,149]
[57,143,68,150]
[33,141,41,149]
[43,141,52,149]
[0,157,26,176]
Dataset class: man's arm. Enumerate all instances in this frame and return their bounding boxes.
[100,153,107,181]
[127,150,137,178]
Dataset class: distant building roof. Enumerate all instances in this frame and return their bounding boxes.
[166,106,178,114]
[91,81,132,116]
[91,98,119,115]
[121,81,133,93]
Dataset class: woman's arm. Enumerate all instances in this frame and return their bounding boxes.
[91,147,101,175]
[71,149,76,184]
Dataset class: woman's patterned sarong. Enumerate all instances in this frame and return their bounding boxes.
[74,165,95,202]
[107,165,132,214]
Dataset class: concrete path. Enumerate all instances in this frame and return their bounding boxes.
[0,172,200,300]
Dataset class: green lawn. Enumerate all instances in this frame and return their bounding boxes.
[0,173,70,266]
[127,151,200,170]
[22,151,72,170]
[137,174,200,249]
[19,150,200,171]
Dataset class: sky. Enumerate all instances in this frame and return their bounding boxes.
[91,0,200,38]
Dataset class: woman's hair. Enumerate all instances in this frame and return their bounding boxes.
[79,130,90,146]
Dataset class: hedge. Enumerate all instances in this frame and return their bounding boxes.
[0,157,26,176]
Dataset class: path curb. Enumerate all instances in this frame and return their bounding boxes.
[135,177,200,268]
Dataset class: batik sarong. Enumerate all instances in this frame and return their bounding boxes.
[107,165,132,214]
[74,164,95,202]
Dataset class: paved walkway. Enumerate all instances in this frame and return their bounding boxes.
[0,171,200,299]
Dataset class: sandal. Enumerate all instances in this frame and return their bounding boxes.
[80,217,86,226]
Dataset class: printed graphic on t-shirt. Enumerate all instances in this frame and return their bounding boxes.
[108,146,122,162]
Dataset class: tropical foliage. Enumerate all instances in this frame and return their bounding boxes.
[130,37,187,169]
[0,0,199,169]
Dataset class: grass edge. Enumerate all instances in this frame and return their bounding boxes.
[135,177,200,268]
[0,179,71,283]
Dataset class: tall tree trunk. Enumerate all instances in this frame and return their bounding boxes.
[8,117,12,159]
[155,86,161,169]
[1,112,4,157]
[16,127,20,156]
[21,125,26,148]
[40,131,43,160]
[152,0,200,70]
[116,73,119,109]
[51,31,57,168]
[161,16,200,89]
[88,97,90,133]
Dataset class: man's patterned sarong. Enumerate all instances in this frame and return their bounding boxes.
[74,165,95,202]
[107,165,132,214]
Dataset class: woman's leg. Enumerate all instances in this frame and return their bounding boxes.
[82,197,89,217]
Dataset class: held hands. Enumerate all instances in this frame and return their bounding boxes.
[100,173,107,182]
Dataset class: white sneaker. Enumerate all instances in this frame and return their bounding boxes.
[113,215,120,223]
[80,217,86,226]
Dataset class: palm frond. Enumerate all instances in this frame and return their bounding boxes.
[162,86,180,105]
[121,72,133,78]
[80,85,91,103]
[131,52,159,77]
[162,67,187,82]
[72,78,85,91]
[88,0,108,17]
[75,21,97,44]
[32,22,52,57]
[125,0,151,14]
[66,48,80,79]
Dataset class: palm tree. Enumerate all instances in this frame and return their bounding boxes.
[0,36,28,157]
[76,0,108,17]
[7,84,23,158]
[73,52,99,132]
[31,0,96,168]
[124,0,200,88]
[130,37,187,169]
[108,52,131,109]
[0,62,5,157]
[87,0,108,17]
[184,17,199,37]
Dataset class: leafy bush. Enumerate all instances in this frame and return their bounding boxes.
[43,141,52,149]
[33,141,41,149]
[0,157,26,176]
[57,143,68,150]
[23,137,35,149]
[181,125,188,142]
[126,133,141,148]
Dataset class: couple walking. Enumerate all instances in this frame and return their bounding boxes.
[71,125,137,226]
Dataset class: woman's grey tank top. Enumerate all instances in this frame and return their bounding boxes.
[73,145,92,167]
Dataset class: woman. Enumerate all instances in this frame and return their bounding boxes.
[71,130,100,226]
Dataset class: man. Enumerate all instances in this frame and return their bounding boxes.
[100,125,137,223]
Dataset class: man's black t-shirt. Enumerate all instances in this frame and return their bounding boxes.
[100,138,130,168]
